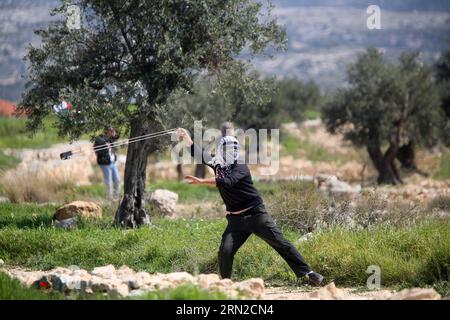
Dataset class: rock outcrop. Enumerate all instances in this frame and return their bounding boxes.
[388,288,442,300]
[54,201,103,221]
[147,189,178,217]
[4,265,265,299]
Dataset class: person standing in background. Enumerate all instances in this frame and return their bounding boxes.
[94,127,120,200]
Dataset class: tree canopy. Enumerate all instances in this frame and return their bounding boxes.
[323,48,445,184]
[18,0,286,227]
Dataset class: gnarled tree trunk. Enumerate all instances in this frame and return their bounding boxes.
[115,116,161,228]
[367,143,403,185]
[397,141,428,177]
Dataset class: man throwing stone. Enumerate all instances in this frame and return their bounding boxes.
[176,123,323,286]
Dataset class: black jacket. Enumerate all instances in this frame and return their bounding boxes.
[94,135,118,165]
[190,144,263,212]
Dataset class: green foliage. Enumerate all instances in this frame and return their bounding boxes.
[273,79,323,123]
[304,110,321,120]
[19,0,286,141]
[323,48,444,148]
[0,117,65,149]
[303,222,450,289]
[0,202,56,229]
[162,75,323,133]
[435,47,450,83]
[280,133,350,162]
[0,202,448,289]
[322,48,445,184]
[434,46,450,145]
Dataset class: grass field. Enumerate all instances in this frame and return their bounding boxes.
[0,118,64,149]
[0,202,448,295]
[280,133,353,163]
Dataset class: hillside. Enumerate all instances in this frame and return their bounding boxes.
[1,0,450,101]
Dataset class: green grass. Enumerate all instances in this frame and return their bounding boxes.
[0,151,19,170]
[0,203,448,292]
[435,151,450,180]
[150,180,219,203]
[280,133,355,163]
[304,110,321,120]
[0,117,66,149]
[280,133,335,162]
[0,272,227,300]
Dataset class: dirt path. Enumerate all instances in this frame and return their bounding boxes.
[264,285,395,300]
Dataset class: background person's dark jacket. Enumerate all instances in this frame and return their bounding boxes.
[94,134,119,165]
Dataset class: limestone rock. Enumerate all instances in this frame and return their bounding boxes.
[5,265,265,299]
[54,201,102,221]
[164,272,194,284]
[389,288,441,300]
[148,189,178,216]
[232,278,265,299]
[316,175,361,197]
[307,282,344,300]
[0,196,9,203]
[90,264,116,278]
[195,274,221,288]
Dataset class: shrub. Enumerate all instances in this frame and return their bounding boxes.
[428,195,450,212]
[268,181,445,232]
[267,181,328,232]
[434,151,450,180]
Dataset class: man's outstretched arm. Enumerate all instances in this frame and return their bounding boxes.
[184,175,216,186]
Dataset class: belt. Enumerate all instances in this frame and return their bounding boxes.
[228,204,264,217]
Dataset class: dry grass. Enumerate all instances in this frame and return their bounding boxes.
[0,168,77,203]
[267,180,447,233]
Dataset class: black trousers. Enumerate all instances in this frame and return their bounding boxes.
[218,203,312,279]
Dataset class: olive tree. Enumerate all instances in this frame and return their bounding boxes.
[323,48,444,184]
[18,0,286,227]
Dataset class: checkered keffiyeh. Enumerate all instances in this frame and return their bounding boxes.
[211,135,239,168]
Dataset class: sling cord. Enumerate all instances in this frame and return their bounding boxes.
[60,128,177,160]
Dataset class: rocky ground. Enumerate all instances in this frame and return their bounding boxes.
[2,265,264,299]
[264,284,446,300]
[1,264,447,300]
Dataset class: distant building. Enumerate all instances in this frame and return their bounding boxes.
[0,99,17,117]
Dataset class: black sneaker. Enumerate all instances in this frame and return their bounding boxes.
[307,271,324,286]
